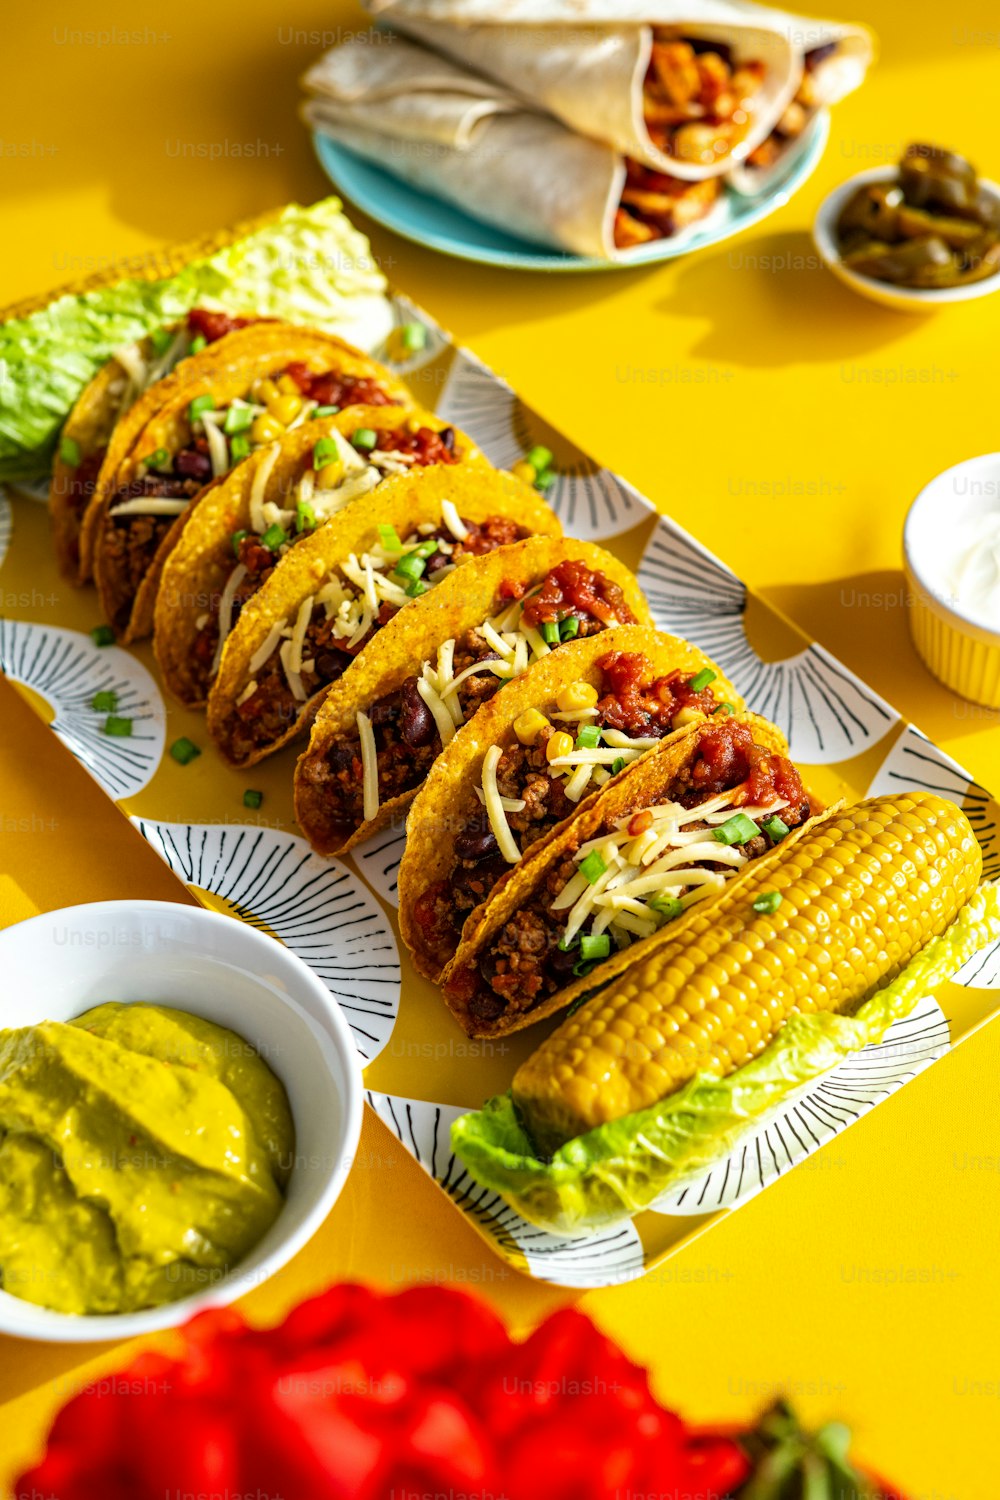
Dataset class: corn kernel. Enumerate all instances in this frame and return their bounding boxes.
[672,705,705,729]
[514,709,549,746]
[267,393,302,425]
[511,460,536,485]
[556,681,599,712]
[251,414,284,445]
[252,377,280,404]
[546,731,574,762]
[277,374,301,395]
[316,461,344,490]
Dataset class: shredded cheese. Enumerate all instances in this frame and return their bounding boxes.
[357,711,379,823]
[237,678,258,706]
[110,498,189,517]
[247,622,286,677]
[249,444,282,533]
[202,414,230,479]
[279,639,307,702]
[210,563,249,676]
[482,746,523,864]
[440,499,469,541]
[288,595,315,675]
[416,675,458,747]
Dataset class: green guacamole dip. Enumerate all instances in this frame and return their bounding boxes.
[0,1003,295,1315]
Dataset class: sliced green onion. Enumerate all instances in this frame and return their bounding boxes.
[557,934,578,953]
[313,436,340,469]
[170,737,201,766]
[763,815,790,844]
[712,701,734,716]
[230,434,251,462]
[296,499,316,535]
[91,690,118,712]
[149,326,173,356]
[611,756,626,776]
[689,667,717,692]
[378,523,403,553]
[260,523,286,551]
[406,578,429,598]
[352,428,377,451]
[188,393,215,423]
[534,469,556,492]
[313,404,340,417]
[752,891,783,914]
[559,616,580,641]
[90,625,115,647]
[527,445,554,472]
[649,894,685,922]
[143,448,169,471]
[401,321,427,351]
[576,725,601,750]
[579,850,607,885]
[578,933,611,962]
[58,435,81,467]
[189,334,207,356]
[231,529,249,557]
[103,715,132,738]
[713,812,760,847]
[224,404,255,435]
[394,552,426,583]
[243,789,264,810]
[412,539,439,560]
[540,620,560,645]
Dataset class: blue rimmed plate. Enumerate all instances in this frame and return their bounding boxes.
[311,111,830,272]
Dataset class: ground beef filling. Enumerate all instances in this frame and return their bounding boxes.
[372,426,458,465]
[412,653,726,967]
[450,727,809,1026]
[101,472,204,630]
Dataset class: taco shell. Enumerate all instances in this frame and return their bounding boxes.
[154,405,485,708]
[399,624,744,982]
[293,535,652,856]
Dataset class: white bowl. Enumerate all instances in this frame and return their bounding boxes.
[812,165,1000,311]
[903,453,1000,707]
[0,901,363,1343]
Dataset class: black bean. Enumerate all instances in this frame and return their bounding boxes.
[175,447,213,480]
[398,678,435,748]
[454,826,500,862]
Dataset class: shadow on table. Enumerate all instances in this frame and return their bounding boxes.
[653,231,935,370]
[762,567,1000,761]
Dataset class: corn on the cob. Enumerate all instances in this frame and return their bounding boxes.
[513,792,981,1154]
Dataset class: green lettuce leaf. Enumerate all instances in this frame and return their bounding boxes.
[452,884,1000,1238]
[0,199,391,484]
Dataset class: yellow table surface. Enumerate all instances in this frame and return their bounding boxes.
[3,2,1000,1494]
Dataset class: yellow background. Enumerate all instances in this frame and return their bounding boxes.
[3,1,1000,1495]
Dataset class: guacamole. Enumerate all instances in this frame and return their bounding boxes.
[0,1003,295,1316]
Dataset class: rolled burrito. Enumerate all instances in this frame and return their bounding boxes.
[302,34,726,259]
[363,0,802,179]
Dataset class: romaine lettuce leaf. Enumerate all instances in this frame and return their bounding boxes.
[0,199,391,484]
[452,884,1000,1238]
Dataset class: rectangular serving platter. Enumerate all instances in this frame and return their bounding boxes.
[2,279,998,1289]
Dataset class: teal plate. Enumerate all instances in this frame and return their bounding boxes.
[312,111,830,272]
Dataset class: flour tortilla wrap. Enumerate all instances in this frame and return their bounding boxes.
[364,1,800,179]
[207,467,562,768]
[293,537,652,856]
[87,323,410,641]
[441,711,810,1037]
[399,624,745,983]
[303,36,727,259]
[154,406,484,709]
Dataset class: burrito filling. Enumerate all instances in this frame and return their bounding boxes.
[412,651,733,965]
[614,165,722,249]
[189,422,459,694]
[643,35,767,166]
[295,562,638,845]
[746,43,839,170]
[102,360,395,626]
[446,720,810,1027]
[221,505,536,760]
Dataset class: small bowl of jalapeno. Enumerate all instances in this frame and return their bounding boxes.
[813,144,1000,309]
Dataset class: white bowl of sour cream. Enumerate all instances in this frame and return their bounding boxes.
[904,454,1000,707]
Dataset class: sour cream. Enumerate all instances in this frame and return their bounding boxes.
[944,510,1000,631]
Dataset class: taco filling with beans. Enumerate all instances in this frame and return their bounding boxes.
[296,561,638,851]
[444,718,811,1033]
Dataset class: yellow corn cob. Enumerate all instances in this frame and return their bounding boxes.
[513,792,982,1154]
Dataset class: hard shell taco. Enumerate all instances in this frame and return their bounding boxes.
[399,625,744,983]
[292,537,652,857]
[207,468,562,768]
[154,406,485,708]
[85,322,410,641]
[441,710,815,1037]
